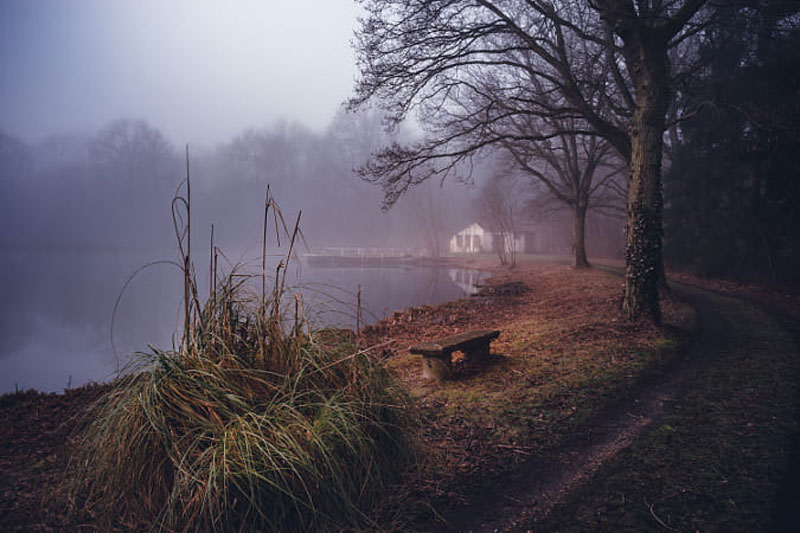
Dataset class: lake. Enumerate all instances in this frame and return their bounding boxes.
[0,249,487,393]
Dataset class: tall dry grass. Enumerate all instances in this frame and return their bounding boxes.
[68,159,416,531]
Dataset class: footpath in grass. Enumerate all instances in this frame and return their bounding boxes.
[534,288,800,532]
[363,264,698,528]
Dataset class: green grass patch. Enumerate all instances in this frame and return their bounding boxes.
[535,293,799,531]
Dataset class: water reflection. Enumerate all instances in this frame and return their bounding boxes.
[0,251,488,393]
[0,249,184,394]
[448,268,485,295]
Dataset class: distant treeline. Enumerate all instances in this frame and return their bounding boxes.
[0,112,478,256]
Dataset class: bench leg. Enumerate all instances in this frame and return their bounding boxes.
[465,341,491,362]
[422,354,451,381]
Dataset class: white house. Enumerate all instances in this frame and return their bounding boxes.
[449,223,536,254]
[449,223,490,253]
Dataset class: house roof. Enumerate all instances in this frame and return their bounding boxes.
[452,221,535,236]
[452,222,486,234]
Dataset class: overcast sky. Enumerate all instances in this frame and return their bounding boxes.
[0,0,362,146]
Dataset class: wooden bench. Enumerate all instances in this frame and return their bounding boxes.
[409,329,500,381]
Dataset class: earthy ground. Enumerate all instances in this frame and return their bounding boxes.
[532,280,800,532]
[0,385,108,531]
[1,260,798,531]
[362,263,699,529]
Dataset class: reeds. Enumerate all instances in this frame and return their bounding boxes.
[68,157,416,531]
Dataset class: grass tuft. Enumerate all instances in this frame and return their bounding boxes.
[67,177,416,531]
[70,327,414,531]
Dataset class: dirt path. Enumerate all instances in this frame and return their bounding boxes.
[435,283,747,532]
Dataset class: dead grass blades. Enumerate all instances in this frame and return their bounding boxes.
[67,151,417,532]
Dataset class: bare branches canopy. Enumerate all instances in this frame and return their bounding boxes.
[350,0,717,322]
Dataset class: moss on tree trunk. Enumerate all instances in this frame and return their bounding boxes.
[622,32,669,324]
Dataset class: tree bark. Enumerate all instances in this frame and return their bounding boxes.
[622,32,669,324]
[573,202,590,268]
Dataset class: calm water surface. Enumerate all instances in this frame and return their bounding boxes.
[0,250,487,393]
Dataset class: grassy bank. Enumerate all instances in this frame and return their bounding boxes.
[365,265,698,526]
[534,289,799,531]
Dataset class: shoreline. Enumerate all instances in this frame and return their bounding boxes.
[4,252,793,400]
[2,261,799,531]
[0,255,503,397]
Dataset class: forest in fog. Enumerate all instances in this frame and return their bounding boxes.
[0,110,627,266]
[0,111,464,255]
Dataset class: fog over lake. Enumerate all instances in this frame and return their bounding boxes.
[0,115,498,395]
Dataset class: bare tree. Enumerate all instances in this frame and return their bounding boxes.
[91,118,176,191]
[504,127,625,268]
[478,173,520,267]
[410,185,447,260]
[350,0,719,323]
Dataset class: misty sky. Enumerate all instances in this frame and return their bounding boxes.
[1,0,361,146]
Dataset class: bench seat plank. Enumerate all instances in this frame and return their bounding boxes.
[409,329,500,357]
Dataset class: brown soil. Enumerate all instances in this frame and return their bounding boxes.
[0,385,108,531]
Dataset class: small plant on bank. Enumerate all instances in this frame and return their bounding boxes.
[68,166,416,531]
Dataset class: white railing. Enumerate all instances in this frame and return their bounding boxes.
[307,247,423,258]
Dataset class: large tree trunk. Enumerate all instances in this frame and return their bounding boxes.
[573,202,590,268]
[622,34,669,324]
